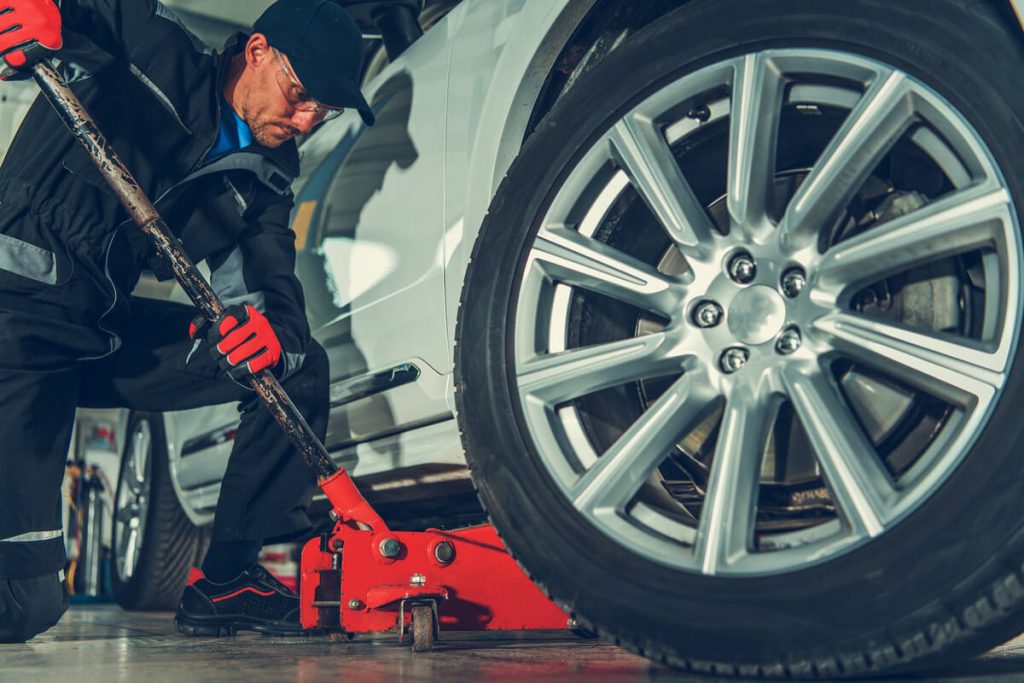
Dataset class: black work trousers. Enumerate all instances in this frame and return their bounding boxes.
[0,296,329,580]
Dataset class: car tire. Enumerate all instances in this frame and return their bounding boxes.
[456,0,1024,677]
[110,413,205,610]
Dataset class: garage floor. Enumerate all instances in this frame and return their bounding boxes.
[3,605,1024,682]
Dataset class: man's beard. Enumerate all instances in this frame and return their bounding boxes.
[250,119,298,148]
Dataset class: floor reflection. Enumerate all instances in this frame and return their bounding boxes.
[2,606,1024,683]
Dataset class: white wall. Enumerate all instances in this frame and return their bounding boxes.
[0,81,39,162]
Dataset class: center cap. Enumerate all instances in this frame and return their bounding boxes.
[727,286,787,345]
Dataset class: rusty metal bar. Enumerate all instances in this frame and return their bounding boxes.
[31,60,342,483]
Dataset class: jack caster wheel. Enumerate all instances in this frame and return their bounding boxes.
[410,604,435,652]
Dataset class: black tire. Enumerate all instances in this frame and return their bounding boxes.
[111,413,205,610]
[456,0,1024,677]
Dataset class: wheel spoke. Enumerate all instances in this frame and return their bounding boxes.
[780,70,915,249]
[118,527,138,579]
[727,53,786,236]
[518,332,687,404]
[125,461,144,495]
[531,225,683,317]
[814,313,1005,407]
[782,365,897,538]
[814,185,1011,302]
[115,504,139,524]
[693,377,774,574]
[608,114,716,253]
[572,369,717,516]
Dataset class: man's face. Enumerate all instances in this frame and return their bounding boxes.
[240,42,320,147]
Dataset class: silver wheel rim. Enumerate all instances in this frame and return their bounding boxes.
[513,49,1023,576]
[115,420,152,582]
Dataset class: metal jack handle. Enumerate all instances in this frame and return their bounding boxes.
[31,60,387,532]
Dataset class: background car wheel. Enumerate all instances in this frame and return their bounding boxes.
[111,413,207,610]
[456,0,1024,676]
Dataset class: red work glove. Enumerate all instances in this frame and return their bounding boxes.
[0,0,62,78]
[189,305,282,380]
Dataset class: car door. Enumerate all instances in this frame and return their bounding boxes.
[291,26,453,452]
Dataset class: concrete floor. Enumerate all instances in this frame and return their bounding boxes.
[5,606,1024,682]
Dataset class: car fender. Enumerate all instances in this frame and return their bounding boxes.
[1011,0,1024,28]
[441,0,596,366]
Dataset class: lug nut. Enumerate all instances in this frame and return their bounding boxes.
[728,252,757,284]
[692,300,724,328]
[776,328,802,355]
[720,347,749,373]
[348,599,363,610]
[687,105,711,123]
[378,537,402,559]
[781,269,806,298]
[433,541,455,564]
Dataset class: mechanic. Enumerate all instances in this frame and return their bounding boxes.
[0,0,374,642]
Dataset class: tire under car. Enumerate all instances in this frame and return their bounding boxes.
[111,413,206,610]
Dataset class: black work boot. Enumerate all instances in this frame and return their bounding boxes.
[174,564,302,636]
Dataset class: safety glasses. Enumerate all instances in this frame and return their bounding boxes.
[271,48,345,123]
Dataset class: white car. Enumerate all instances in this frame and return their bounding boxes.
[97,0,1024,676]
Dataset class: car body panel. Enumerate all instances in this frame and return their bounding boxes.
[1012,0,1024,27]
[295,17,452,430]
[166,403,466,526]
[163,0,596,525]
[441,0,592,375]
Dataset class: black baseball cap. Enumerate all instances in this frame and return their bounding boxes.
[254,0,375,125]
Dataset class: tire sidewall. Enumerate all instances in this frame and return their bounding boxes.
[457,0,1024,664]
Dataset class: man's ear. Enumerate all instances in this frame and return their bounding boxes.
[245,33,272,68]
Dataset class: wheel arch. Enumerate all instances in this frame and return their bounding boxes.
[469,0,694,204]
[474,0,1024,202]
[445,0,1024,360]
[446,0,693,353]
[1009,0,1024,30]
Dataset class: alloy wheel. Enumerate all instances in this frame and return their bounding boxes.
[513,49,1022,576]
[114,419,153,582]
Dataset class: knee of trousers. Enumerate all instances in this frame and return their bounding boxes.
[0,573,69,643]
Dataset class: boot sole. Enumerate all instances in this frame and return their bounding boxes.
[174,615,305,638]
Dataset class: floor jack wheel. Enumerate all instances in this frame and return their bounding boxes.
[410,604,435,652]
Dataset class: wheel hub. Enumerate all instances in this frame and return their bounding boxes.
[727,284,787,345]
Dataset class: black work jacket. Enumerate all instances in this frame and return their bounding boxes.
[0,0,310,376]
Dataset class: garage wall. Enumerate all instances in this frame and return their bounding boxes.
[0,81,38,162]
[0,0,262,161]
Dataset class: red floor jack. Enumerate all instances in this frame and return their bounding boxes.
[302,471,570,650]
[31,59,570,651]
